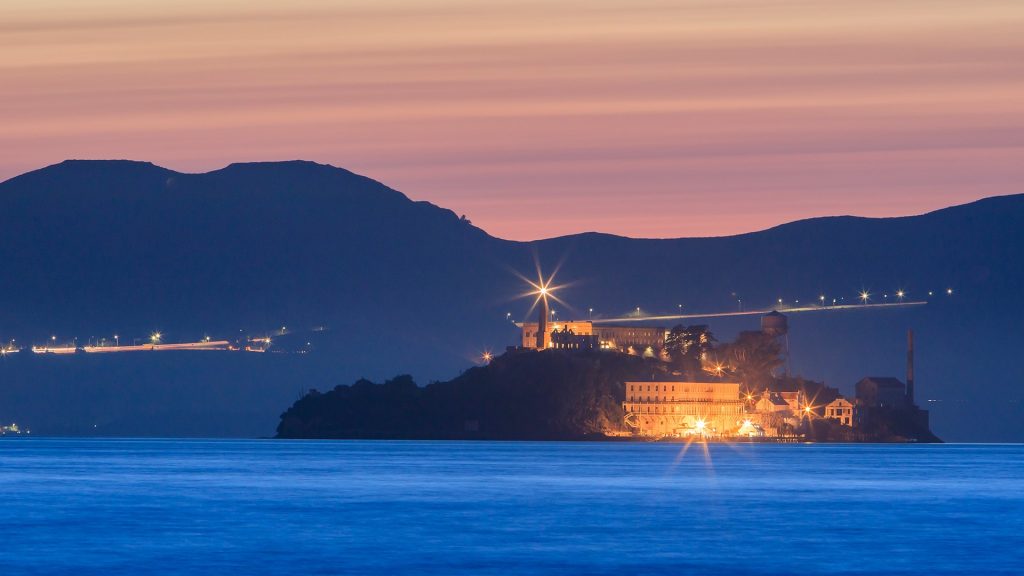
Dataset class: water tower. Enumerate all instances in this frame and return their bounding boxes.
[761,310,788,337]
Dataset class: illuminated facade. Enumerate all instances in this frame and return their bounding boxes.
[520,321,665,355]
[622,381,746,437]
[824,397,856,427]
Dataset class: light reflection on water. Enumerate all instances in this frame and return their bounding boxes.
[0,440,1022,575]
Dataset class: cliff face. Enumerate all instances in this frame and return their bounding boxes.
[276,350,655,440]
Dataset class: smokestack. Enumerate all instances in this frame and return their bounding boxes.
[536,296,549,349]
[906,329,915,406]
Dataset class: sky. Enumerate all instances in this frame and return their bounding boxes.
[2,0,1023,240]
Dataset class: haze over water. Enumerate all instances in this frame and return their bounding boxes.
[1,440,1021,574]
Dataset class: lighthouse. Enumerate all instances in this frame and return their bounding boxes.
[536,287,550,349]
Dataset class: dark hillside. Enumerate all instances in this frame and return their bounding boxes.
[1,160,1021,440]
[277,350,655,440]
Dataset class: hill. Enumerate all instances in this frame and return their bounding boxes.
[1,160,1022,440]
[277,350,652,440]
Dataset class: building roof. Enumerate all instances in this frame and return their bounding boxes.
[625,380,741,387]
[759,394,790,406]
[859,377,905,388]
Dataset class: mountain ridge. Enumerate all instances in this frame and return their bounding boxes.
[0,159,1021,441]
[5,159,1020,243]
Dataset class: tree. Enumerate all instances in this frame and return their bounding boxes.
[718,330,783,393]
[664,324,716,379]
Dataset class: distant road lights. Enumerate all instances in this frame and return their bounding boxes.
[150,332,162,344]
[635,306,641,317]
[113,334,119,346]
[947,288,954,295]
[896,290,905,300]
[819,295,825,305]
[859,291,870,303]
[588,308,593,320]
[482,351,493,363]
[928,291,934,296]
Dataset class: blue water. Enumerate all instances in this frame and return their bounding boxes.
[0,440,1021,575]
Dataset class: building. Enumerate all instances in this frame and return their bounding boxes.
[778,390,806,412]
[755,392,793,415]
[753,392,800,436]
[824,397,856,427]
[849,329,934,440]
[622,381,746,437]
[520,321,665,355]
[549,326,599,350]
[855,377,908,409]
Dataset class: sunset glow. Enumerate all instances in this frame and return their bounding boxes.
[3,1,1023,239]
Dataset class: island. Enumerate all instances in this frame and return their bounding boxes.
[277,314,939,443]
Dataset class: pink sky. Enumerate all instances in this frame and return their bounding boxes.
[2,0,1023,239]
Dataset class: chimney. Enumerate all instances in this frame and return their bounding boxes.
[906,329,915,406]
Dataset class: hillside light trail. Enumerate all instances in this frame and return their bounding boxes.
[595,300,927,324]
